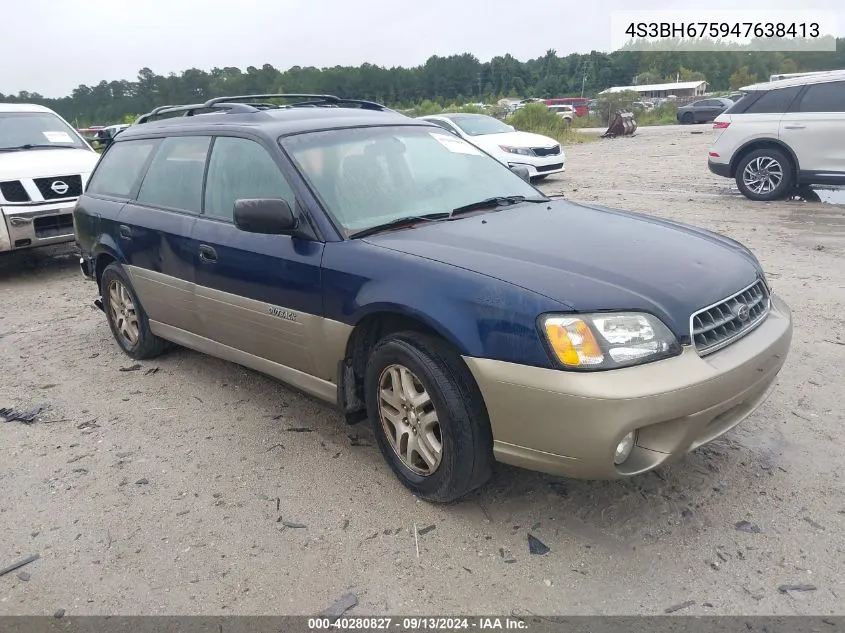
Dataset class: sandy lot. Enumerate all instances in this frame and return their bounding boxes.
[1,124,844,617]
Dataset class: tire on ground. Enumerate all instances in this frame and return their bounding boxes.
[364,331,494,503]
[734,147,794,202]
[100,262,171,360]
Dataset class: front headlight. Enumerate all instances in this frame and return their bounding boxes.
[540,312,681,370]
[499,145,534,156]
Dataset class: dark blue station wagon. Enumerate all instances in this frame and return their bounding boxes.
[75,94,793,502]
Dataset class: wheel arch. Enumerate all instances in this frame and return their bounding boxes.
[336,306,475,425]
[729,138,800,181]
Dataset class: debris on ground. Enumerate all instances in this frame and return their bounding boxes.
[664,600,695,613]
[118,364,142,372]
[54,609,65,619]
[1,405,44,424]
[735,520,762,533]
[348,434,371,447]
[527,534,550,556]
[320,592,358,619]
[0,554,40,577]
[803,517,825,530]
[279,521,306,529]
[285,426,313,433]
[135,478,149,485]
[778,584,817,594]
[144,367,160,376]
[17,571,31,581]
[417,524,436,535]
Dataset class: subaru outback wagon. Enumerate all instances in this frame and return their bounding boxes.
[74,94,793,502]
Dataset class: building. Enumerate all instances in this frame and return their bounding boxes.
[598,80,707,99]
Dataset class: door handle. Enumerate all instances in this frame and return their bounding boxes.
[118,224,132,240]
[198,244,218,263]
[784,125,805,129]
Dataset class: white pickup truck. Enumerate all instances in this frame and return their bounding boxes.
[545,104,575,124]
[0,103,100,254]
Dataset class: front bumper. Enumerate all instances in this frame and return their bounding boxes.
[463,294,793,479]
[505,156,566,179]
[708,158,731,178]
[0,201,78,252]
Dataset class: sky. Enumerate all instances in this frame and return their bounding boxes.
[2,0,843,98]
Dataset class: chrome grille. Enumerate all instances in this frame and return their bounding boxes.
[691,280,770,355]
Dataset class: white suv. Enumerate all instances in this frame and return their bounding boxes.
[0,104,100,253]
[708,70,845,201]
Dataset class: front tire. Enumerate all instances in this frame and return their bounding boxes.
[100,263,171,360]
[735,148,794,201]
[364,332,493,503]
[681,112,694,124]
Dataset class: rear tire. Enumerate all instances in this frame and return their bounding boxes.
[735,148,794,201]
[364,331,494,503]
[100,263,171,360]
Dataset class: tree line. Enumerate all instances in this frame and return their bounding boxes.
[2,41,843,126]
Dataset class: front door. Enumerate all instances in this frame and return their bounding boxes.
[780,80,845,176]
[191,134,325,377]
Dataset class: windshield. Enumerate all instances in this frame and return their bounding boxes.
[282,125,542,234]
[0,111,88,150]
[446,114,513,136]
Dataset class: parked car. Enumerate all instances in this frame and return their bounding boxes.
[677,98,734,124]
[546,104,575,124]
[708,70,845,200]
[75,93,793,503]
[1,103,100,254]
[417,113,565,180]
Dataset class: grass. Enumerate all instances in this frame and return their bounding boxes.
[505,104,592,145]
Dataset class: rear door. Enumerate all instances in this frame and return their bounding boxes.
[191,134,326,376]
[779,80,845,177]
[117,134,211,334]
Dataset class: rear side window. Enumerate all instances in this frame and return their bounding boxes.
[795,81,845,113]
[743,87,802,114]
[86,139,158,198]
[136,136,211,213]
[203,136,295,221]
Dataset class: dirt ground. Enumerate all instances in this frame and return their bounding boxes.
[1,124,844,617]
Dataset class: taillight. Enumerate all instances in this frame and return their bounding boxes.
[713,121,730,129]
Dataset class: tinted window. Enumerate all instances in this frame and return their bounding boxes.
[744,86,802,114]
[204,136,294,221]
[694,100,716,107]
[795,81,845,113]
[86,139,158,198]
[136,136,211,213]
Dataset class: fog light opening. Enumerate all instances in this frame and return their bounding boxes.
[614,431,638,466]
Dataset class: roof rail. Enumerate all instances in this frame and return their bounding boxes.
[202,93,391,111]
[135,101,258,124]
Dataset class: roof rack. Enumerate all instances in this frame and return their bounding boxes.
[134,93,394,125]
[201,93,391,111]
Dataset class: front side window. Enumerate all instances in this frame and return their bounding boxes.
[204,136,295,221]
[136,136,211,213]
[447,114,513,136]
[795,81,845,113]
[0,111,89,151]
[86,139,159,198]
[282,125,542,234]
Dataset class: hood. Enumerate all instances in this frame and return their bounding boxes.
[468,131,560,150]
[363,199,762,341]
[0,148,100,181]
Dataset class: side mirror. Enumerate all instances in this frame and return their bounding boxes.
[509,165,531,183]
[233,198,297,235]
[506,125,515,131]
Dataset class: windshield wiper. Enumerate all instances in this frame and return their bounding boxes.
[349,213,452,239]
[450,195,548,216]
[0,144,75,151]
